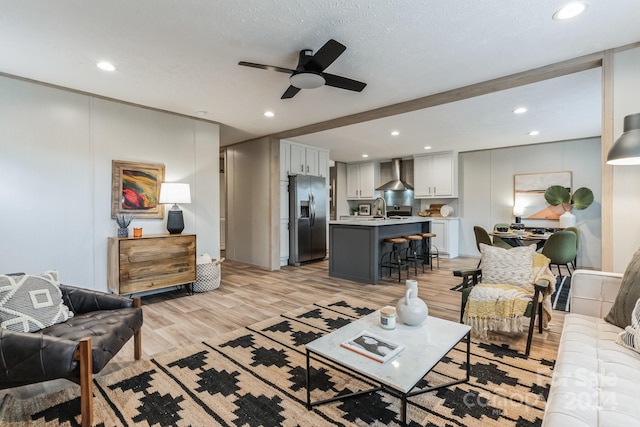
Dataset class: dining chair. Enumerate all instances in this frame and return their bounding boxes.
[541,230,577,278]
[473,226,492,267]
[492,223,514,249]
[564,226,580,269]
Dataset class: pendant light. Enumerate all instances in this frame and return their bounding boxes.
[607,113,640,165]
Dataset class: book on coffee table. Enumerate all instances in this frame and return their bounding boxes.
[340,330,405,363]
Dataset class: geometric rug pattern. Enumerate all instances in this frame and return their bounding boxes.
[0,297,557,426]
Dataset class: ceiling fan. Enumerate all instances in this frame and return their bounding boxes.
[238,39,367,99]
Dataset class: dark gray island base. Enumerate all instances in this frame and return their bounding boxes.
[329,217,432,284]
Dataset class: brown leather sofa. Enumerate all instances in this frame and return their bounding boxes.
[0,284,143,427]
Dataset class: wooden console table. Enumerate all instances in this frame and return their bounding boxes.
[108,234,196,295]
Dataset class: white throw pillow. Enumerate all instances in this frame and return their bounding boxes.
[616,298,640,354]
[480,243,536,287]
[0,271,74,332]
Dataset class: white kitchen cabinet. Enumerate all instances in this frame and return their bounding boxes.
[305,147,318,176]
[280,181,289,266]
[430,218,459,258]
[280,141,292,180]
[346,162,378,199]
[318,150,329,178]
[283,141,327,177]
[290,144,306,175]
[413,151,458,198]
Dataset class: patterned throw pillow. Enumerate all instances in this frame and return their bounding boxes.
[480,243,536,287]
[617,298,640,354]
[0,271,74,332]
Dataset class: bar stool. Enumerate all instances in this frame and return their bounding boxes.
[419,232,440,270]
[402,234,425,275]
[380,237,409,282]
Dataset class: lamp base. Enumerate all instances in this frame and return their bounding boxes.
[166,208,184,234]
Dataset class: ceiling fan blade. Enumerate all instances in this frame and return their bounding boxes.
[281,85,301,99]
[238,61,295,74]
[305,39,346,72]
[323,73,367,92]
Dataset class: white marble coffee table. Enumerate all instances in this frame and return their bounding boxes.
[305,311,471,425]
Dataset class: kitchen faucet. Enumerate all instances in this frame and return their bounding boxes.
[374,197,387,218]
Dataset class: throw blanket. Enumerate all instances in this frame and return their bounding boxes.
[463,253,556,338]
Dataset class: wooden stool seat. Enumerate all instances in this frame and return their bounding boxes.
[384,237,407,244]
[421,232,436,238]
[403,235,423,241]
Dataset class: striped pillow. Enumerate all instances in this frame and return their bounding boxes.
[0,271,74,332]
[617,298,640,354]
[480,243,536,287]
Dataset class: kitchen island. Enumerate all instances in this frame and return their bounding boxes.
[329,217,432,284]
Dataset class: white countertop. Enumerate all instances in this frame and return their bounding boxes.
[330,216,432,226]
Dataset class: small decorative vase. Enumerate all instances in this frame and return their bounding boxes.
[117,227,129,238]
[559,211,576,228]
[396,280,429,326]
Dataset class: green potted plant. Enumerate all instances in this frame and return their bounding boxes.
[544,185,594,227]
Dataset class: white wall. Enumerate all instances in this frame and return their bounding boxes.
[0,76,220,291]
[459,137,602,268]
[612,46,640,272]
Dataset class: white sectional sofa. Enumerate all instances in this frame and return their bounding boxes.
[542,269,640,426]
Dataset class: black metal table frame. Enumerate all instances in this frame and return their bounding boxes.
[305,331,471,426]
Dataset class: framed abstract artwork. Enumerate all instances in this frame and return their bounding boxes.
[111,160,165,218]
[514,171,572,220]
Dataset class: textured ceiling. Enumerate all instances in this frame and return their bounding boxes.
[1,1,639,162]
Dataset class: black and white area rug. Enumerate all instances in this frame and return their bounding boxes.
[0,298,557,426]
[550,276,571,312]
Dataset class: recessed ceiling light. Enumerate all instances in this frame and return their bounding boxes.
[264,111,275,117]
[528,130,540,136]
[196,110,208,116]
[553,2,588,20]
[391,130,400,136]
[362,154,369,158]
[513,107,527,114]
[97,61,115,71]
[424,146,432,150]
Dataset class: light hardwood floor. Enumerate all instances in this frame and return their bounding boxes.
[2,255,566,399]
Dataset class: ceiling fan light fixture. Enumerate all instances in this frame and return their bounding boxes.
[290,71,326,89]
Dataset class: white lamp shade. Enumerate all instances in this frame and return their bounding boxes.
[159,183,191,204]
[513,205,525,217]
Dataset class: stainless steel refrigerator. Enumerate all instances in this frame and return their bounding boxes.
[289,175,327,266]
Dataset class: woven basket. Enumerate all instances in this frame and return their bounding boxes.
[193,261,221,292]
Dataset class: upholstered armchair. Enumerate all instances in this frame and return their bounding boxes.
[0,283,143,427]
[453,243,555,356]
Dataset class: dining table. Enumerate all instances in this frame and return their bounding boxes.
[489,231,551,251]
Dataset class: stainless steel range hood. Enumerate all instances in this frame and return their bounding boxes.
[375,158,413,191]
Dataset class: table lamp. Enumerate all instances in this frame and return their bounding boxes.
[159,183,191,234]
[513,205,524,224]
